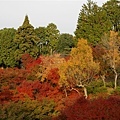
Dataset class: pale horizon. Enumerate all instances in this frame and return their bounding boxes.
[0,0,108,35]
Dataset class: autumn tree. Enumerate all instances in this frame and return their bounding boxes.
[74,0,112,45]
[59,39,99,98]
[92,45,109,87]
[14,15,40,66]
[101,31,120,89]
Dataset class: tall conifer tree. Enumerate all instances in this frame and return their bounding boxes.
[14,15,40,62]
[75,0,111,45]
[103,0,120,32]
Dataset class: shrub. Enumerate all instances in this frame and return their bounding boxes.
[111,86,120,95]
[87,80,107,94]
[55,96,120,120]
[0,98,59,120]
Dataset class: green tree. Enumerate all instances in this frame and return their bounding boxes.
[57,33,75,55]
[0,28,18,67]
[35,26,49,55]
[14,15,40,64]
[74,0,112,45]
[35,27,46,42]
[103,0,120,32]
[0,98,58,120]
[46,23,60,55]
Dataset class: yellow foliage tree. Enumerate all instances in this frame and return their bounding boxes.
[59,39,99,98]
[101,31,120,89]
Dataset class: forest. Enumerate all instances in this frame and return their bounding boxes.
[0,0,120,119]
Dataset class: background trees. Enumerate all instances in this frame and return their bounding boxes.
[14,15,40,65]
[101,31,120,89]
[57,33,75,55]
[0,28,17,67]
[45,23,60,55]
[35,23,60,55]
[74,0,112,45]
[103,0,120,32]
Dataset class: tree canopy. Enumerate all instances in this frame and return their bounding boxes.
[57,33,75,55]
[0,28,17,67]
[74,0,113,45]
[14,15,40,64]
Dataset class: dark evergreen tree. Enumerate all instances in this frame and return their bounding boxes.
[45,23,60,55]
[57,33,75,55]
[74,0,112,45]
[103,0,120,32]
[14,15,40,63]
[35,27,48,54]
[0,28,17,67]
[35,26,46,42]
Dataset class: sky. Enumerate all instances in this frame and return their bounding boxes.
[0,0,108,35]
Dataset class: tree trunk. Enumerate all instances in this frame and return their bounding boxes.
[112,67,118,89]
[101,74,106,87]
[64,87,67,97]
[83,87,88,99]
[114,70,118,89]
[77,84,88,99]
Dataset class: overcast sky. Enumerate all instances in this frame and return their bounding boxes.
[0,0,108,35]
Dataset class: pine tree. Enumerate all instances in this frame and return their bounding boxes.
[14,15,40,63]
[103,0,120,32]
[45,23,60,55]
[74,0,112,45]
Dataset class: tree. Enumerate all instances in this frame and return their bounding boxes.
[0,98,58,120]
[103,0,120,32]
[45,23,60,55]
[59,39,99,98]
[92,45,108,87]
[57,33,75,55]
[101,31,120,89]
[0,28,18,67]
[35,27,48,54]
[74,0,112,45]
[14,15,40,65]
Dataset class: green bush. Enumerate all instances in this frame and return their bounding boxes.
[87,80,107,94]
[106,81,114,88]
[0,98,59,120]
[111,86,120,95]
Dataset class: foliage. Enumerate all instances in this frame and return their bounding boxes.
[101,31,120,89]
[35,27,48,54]
[87,80,107,94]
[59,39,99,98]
[103,0,120,32]
[14,15,40,65]
[0,68,27,89]
[0,98,58,120]
[45,23,60,55]
[74,0,111,45]
[55,96,120,120]
[111,86,120,95]
[35,54,64,82]
[57,33,75,55]
[0,28,18,67]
